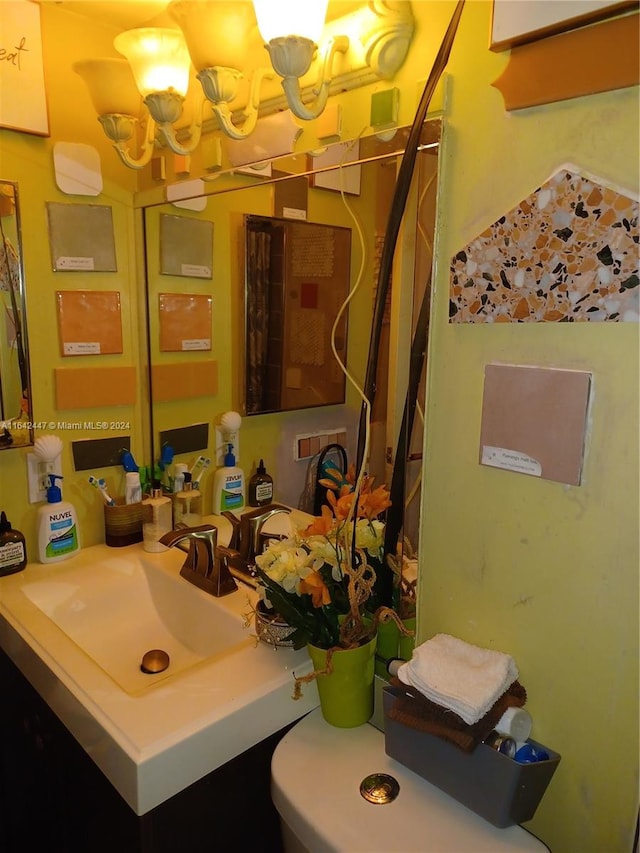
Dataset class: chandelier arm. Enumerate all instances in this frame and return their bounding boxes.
[155,91,207,156]
[209,67,275,140]
[281,35,349,121]
[106,113,156,171]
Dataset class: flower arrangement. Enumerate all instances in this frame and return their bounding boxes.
[254,465,392,651]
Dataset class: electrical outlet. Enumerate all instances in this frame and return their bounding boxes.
[27,452,62,504]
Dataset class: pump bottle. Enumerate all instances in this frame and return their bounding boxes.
[37,474,81,563]
[142,480,172,553]
[213,444,245,513]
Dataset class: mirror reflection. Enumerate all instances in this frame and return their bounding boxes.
[143,120,441,598]
[244,214,350,415]
[0,181,32,448]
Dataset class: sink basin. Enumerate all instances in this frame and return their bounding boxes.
[0,541,318,815]
[21,550,251,694]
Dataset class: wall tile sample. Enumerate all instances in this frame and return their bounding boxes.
[449,168,639,323]
[479,363,592,486]
[56,290,123,355]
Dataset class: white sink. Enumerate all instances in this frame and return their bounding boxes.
[20,551,251,694]
[0,542,318,815]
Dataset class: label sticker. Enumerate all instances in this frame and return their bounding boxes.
[63,342,101,355]
[481,446,542,476]
[56,256,95,270]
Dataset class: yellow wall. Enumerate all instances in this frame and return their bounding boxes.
[417,4,638,852]
[0,2,637,850]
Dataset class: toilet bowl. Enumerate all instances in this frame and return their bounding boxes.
[271,708,550,853]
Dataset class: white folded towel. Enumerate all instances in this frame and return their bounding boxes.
[396,633,519,725]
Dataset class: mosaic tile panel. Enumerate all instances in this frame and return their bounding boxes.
[449,169,639,323]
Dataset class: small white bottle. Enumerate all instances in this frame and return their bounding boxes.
[142,480,172,553]
[213,444,245,513]
[37,474,81,564]
[173,462,189,494]
[125,471,142,504]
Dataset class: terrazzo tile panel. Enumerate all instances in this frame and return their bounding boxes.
[449,169,639,323]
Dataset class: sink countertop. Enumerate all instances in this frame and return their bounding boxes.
[0,542,319,815]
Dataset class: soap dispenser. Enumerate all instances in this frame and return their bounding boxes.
[213,444,245,513]
[173,472,202,527]
[141,480,172,553]
[37,474,81,563]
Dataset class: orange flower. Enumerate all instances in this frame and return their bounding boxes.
[358,484,392,519]
[302,505,334,537]
[299,571,331,607]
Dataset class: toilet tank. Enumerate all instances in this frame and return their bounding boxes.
[271,709,550,853]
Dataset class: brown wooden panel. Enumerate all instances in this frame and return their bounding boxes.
[492,12,639,111]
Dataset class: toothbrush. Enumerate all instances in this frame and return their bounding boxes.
[190,456,211,488]
[89,476,115,506]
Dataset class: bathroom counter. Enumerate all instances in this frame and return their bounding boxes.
[0,542,319,815]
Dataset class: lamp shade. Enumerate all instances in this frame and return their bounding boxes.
[73,58,141,117]
[114,28,191,98]
[253,0,328,44]
[169,0,255,71]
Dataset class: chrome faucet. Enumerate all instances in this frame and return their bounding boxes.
[223,504,291,586]
[159,524,237,597]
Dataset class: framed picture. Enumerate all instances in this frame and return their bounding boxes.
[490,0,638,51]
[0,1,49,135]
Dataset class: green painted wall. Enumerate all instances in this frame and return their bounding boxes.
[0,2,637,850]
[417,4,638,852]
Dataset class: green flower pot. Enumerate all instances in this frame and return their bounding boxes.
[307,633,377,728]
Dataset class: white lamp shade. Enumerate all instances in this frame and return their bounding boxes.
[169,0,255,71]
[73,58,142,117]
[253,0,328,44]
[114,28,192,98]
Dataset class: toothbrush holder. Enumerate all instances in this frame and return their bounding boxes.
[104,498,143,547]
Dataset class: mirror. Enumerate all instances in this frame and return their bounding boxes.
[0,181,32,448]
[142,119,441,600]
[244,214,351,415]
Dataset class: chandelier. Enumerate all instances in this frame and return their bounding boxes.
[74,0,415,170]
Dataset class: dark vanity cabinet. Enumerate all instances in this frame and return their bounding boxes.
[0,649,287,852]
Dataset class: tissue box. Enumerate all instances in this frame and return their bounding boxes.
[383,686,560,828]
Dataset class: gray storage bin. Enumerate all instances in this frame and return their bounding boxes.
[383,685,561,828]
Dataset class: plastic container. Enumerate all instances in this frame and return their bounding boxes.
[383,685,561,828]
[0,511,27,575]
[141,481,172,553]
[37,474,81,563]
[173,472,202,527]
[124,471,142,504]
[248,459,273,507]
[213,444,245,513]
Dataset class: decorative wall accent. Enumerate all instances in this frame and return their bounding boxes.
[449,168,639,323]
[491,12,639,111]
